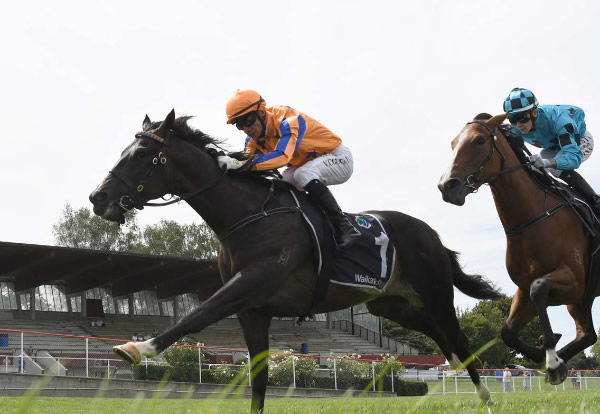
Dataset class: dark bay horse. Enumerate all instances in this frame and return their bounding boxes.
[90,110,500,412]
[438,113,597,385]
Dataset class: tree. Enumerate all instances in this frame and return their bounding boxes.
[589,328,600,367]
[567,351,599,370]
[139,220,219,259]
[53,204,219,259]
[52,203,142,251]
[382,320,439,354]
[458,296,544,368]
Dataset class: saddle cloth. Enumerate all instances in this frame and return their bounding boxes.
[288,189,396,298]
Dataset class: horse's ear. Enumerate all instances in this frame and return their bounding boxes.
[157,109,176,134]
[142,115,152,131]
[486,113,507,129]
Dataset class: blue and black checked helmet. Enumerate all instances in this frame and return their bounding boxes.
[503,88,538,114]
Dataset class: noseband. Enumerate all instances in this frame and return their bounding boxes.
[109,130,224,210]
[462,121,505,192]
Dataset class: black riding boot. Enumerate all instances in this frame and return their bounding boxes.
[561,170,600,215]
[305,179,361,248]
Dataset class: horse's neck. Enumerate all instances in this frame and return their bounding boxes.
[170,143,271,238]
[489,140,548,231]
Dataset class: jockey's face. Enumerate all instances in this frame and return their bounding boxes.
[242,110,266,139]
[512,108,537,134]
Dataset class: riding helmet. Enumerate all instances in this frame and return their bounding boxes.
[502,87,538,114]
[225,89,266,124]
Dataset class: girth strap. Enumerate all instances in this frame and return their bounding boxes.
[217,206,301,241]
[505,203,567,237]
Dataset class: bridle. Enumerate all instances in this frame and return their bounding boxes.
[462,120,532,193]
[109,130,224,211]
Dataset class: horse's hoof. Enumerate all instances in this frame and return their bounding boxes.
[477,384,492,405]
[545,362,567,385]
[113,342,142,365]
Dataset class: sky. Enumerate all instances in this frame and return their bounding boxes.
[2,0,600,352]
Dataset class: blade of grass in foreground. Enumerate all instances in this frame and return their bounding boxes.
[16,373,55,414]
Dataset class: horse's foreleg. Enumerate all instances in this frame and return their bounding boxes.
[501,289,545,362]
[529,271,579,385]
[113,261,283,364]
[239,310,271,414]
[557,303,597,362]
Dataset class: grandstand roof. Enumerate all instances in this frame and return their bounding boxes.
[0,241,222,299]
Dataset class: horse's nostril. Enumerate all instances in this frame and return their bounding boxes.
[90,191,107,204]
[442,179,460,193]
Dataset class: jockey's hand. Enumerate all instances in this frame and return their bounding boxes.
[204,143,225,157]
[216,155,246,171]
[530,154,553,169]
[216,154,258,172]
[228,151,247,161]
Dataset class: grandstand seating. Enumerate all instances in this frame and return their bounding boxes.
[1,317,395,356]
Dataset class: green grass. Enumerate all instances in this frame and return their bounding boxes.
[3,392,600,413]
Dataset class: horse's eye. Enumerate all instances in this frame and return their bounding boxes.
[135,150,146,159]
[474,136,485,146]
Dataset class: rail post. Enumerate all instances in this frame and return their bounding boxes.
[371,362,375,391]
[198,345,202,384]
[85,337,89,378]
[247,352,251,387]
[333,357,337,390]
[292,355,296,388]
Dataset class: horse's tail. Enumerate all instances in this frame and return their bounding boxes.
[447,248,501,300]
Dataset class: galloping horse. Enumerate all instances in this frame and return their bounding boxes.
[438,113,598,385]
[90,110,500,412]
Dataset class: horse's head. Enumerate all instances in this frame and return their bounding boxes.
[90,109,225,224]
[89,110,178,223]
[438,113,507,205]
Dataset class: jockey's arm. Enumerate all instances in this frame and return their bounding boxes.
[553,119,584,170]
[252,116,302,171]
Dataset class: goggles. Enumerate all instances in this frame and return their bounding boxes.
[233,111,258,130]
[508,112,532,125]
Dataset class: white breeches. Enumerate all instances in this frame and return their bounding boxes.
[281,144,354,189]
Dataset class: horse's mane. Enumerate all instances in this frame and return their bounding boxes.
[147,116,225,150]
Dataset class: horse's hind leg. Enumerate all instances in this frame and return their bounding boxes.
[529,269,581,385]
[238,310,271,414]
[557,303,597,362]
[501,289,546,363]
[366,297,491,404]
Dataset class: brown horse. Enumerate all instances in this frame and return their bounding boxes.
[438,113,597,385]
[90,110,501,412]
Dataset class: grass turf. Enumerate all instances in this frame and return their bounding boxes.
[3,391,600,414]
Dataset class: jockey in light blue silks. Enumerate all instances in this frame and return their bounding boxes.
[503,87,600,215]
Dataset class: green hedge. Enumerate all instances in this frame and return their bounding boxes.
[133,365,426,395]
[394,379,428,396]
